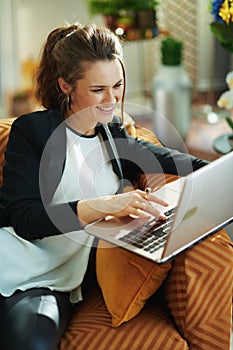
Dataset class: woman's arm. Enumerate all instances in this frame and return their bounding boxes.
[3,115,168,241]
[77,189,168,226]
[108,121,208,178]
[3,115,84,240]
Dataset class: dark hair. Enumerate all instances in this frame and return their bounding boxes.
[35,23,126,114]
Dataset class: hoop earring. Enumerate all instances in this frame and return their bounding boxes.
[66,94,71,111]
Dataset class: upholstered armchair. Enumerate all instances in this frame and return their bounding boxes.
[0,116,231,350]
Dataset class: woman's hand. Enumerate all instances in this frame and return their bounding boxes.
[77,189,168,226]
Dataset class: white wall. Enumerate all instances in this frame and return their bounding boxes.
[196,0,215,91]
[16,0,91,62]
[0,0,20,115]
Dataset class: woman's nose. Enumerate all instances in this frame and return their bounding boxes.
[104,89,117,103]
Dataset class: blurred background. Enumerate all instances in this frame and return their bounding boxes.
[0,0,231,117]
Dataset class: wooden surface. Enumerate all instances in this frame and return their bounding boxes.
[136,116,231,162]
[185,117,230,161]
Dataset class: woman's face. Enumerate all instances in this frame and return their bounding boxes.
[59,59,124,131]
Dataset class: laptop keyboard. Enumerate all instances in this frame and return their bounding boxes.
[119,208,176,254]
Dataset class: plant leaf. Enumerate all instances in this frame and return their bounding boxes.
[225,116,233,130]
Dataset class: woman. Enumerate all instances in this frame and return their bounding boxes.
[0,23,232,350]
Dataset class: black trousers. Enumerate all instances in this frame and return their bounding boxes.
[0,247,97,350]
[0,288,72,350]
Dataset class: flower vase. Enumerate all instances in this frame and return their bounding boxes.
[213,132,233,154]
[151,37,192,149]
[228,134,233,149]
[152,64,192,144]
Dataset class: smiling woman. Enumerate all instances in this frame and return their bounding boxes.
[0,21,232,350]
[58,60,124,135]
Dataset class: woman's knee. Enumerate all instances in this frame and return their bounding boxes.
[0,290,72,350]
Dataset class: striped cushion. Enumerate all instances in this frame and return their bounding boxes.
[0,118,15,186]
[165,228,233,350]
[59,286,188,350]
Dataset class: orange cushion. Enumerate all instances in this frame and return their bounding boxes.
[96,240,172,327]
[96,174,178,328]
[58,284,189,350]
[0,118,15,186]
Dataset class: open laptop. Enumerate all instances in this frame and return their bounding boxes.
[85,151,233,263]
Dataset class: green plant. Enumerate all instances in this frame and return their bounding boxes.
[226,116,233,131]
[161,36,183,66]
[87,0,159,16]
[133,0,159,10]
[209,0,233,52]
[87,0,121,16]
[13,90,30,100]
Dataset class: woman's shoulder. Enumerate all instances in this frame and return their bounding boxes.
[9,109,64,152]
[12,109,62,129]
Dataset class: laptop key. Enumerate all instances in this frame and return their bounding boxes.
[119,207,177,253]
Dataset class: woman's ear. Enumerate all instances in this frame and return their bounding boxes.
[58,77,72,94]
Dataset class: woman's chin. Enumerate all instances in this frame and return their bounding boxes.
[97,112,114,125]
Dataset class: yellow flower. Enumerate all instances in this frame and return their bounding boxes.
[219,0,233,24]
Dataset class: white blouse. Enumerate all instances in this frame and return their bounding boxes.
[0,126,119,302]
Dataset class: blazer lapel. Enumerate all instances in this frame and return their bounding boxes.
[40,110,66,204]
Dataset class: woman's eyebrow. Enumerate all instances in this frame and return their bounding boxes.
[89,79,124,88]
[89,84,105,88]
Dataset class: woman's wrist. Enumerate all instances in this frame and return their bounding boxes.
[77,197,110,226]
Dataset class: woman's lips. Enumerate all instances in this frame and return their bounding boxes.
[96,105,115,115]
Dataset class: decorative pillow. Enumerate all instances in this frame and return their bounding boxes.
[96,240,172,327]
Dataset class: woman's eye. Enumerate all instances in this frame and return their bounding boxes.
[91,88,104,93]
[114,83,124,89]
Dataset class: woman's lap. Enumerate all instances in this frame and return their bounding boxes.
[0,234,232,349]
[0,288,72,350]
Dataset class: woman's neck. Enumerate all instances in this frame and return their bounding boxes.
[64,110,96,136]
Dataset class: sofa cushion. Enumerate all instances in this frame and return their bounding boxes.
[58,283,189,350]
[96,240,172,327]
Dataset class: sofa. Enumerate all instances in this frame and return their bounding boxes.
[0,116,232,350]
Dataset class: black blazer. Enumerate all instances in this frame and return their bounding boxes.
[1,109,207,240]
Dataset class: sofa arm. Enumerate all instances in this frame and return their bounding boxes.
[0,118,16,186]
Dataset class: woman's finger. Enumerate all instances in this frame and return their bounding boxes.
[145,202,167,220]
[146,193,169,207]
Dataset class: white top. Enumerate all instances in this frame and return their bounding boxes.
[0,127,119,302]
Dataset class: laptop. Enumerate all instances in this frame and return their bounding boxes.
[85,151,233,263]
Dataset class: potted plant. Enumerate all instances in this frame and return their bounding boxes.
[10,90,32,117]
[87,0,159,33]
[133,0,159,29]
[152,36,192,140]
[87,0,121,16]
[87,0,123,30]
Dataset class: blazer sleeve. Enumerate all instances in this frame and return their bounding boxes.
[108,121,208,180]
[3,115,83,240]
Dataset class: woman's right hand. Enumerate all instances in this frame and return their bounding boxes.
[77,189,168,226]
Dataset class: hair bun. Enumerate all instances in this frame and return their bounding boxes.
[53,24,78,42]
